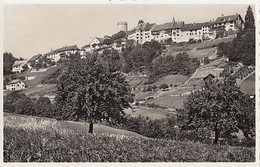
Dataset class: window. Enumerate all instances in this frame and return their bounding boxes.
[230,25,233,27]
[177,34,179,36]
[195,33,197,35]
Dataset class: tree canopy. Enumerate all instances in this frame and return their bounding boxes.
[217,29,255,66]
[55,55,133,124]
[3,52,17,75]
[177,78,255,144]
[122,40,162,73]
[244,6,255,30]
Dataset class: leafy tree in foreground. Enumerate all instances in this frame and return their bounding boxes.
[177,78,255,144]
[55,55,133,133]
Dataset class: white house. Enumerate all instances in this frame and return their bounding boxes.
[6,79,25,91]
[56,45,79,57]
[129,22,155,44]
[213,14,244,32]
[46,50,60,62]
[151,24,165,42]
[12,60,27,73]
[171,21,185,43]
[46,45,79,62]
[90,37,103,50]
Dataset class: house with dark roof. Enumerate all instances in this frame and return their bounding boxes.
[128,22,155,44]
[45,45,78,62]
[28,54,42,63]
[45,50,59,62]
[179,22,215,42]
[90,37,104,50]
[12,60,28,73]
[56,45,79,58]
[213,14,244,31]
[171,21,185,42]
[151,22,174,42]
[6,79,25,91]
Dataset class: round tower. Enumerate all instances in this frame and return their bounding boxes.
[117,21,128,32]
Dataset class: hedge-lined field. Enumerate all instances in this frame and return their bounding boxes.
[4,125,254,162]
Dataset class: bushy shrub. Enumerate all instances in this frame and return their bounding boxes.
[146,85,153,92]
[4,92,57,118]
[159,83,169,89]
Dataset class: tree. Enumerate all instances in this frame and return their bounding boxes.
[55,55,133,133]
[244,6,255,30]
[217,29,255,66]
[4,92,35,115]
[3,52,17,75]
[177,78,255,144]
[99,49,121,72]
[36,97,55,117]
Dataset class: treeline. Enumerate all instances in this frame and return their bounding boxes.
[122,40,163,73]
[148,52,200,83]
[4,91,57,118]
[3,52,17,75]
[217,29,255,66]
[217,6,255,66]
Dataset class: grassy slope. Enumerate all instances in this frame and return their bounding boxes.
[18,65,60,87]
[153,75,188,86]
[24,84,56,97]
[165,36,235,58]
[4,112,145,138]
[239,73,255,95]
[4,125,254,162]
[124,106,174,120]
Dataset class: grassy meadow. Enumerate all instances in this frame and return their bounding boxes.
[4,113,255,162]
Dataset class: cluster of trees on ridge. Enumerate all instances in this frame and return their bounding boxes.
[217,6,255,66]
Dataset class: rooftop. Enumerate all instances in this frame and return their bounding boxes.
[12,60,27,67]
[56,45,79,52]
[7,79,23,85]
[215,14,243,24]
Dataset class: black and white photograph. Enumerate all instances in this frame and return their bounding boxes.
[2,0,258,165]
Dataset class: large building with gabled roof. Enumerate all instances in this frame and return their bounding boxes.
[213,13,244,31]
[6,79,25,91]
[127,13,243,44]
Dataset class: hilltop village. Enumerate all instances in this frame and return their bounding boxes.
[9,13,244,74]
[3,5,256,162]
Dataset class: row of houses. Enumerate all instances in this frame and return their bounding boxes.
[11,45,80,73]
[127,14,244,44]
[11,13,244,75]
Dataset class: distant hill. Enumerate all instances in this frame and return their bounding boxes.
[3,52,18,75]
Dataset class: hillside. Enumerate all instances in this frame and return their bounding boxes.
[239,73,255,95]
[165,36,235,58]
[4,112,145,138]
[4,113,255,162]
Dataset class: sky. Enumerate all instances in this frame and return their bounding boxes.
[3,4,255,59]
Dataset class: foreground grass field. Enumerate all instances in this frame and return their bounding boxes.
[4,113,255,162]
[4,113,144,138]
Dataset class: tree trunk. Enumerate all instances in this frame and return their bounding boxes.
[89,122,93,134]
[213,129,219,144]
